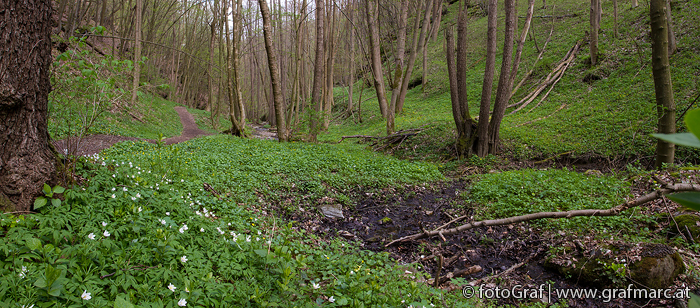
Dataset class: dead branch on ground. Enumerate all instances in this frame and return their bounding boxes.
[385,183,700,247]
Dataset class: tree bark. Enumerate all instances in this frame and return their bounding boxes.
[0,0,59,212]
[308,0,325,141]
[487,0,516,155]
[387,0,408,135]
[226,0,247,137]
[454,4,473,156]
[322,0,336,130]
[590,0,599,66]
[365,0,389,119]
[258,0,288,141]
[651,0,676,167]
[396,0,434,114]
[131,0,143,105]
[665,0,677,55]
[476,0,498,157]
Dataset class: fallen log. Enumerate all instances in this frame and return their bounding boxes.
[385,183,700,247]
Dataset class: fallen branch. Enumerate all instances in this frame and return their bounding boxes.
[385,183,700,247]
[335,135,379,144]
[511,24,554,97]
[509,41,580,114]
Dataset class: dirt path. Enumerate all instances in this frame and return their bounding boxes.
[53,106,212,156]
[162,106,213,145]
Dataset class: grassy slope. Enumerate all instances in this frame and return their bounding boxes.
[320,0,700,162]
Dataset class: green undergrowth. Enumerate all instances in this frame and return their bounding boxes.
[0,137,469,307]
[322,0,700,163]
[186,108,233,134]
[462,168,637,234]
[100,135,443,207]
[48,37,183,140]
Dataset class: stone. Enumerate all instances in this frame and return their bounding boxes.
[674,214,700,242]
[545,243,684,289]
[629,244,685,289]
[320,204,344,219]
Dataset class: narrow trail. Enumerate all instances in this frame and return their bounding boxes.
[53,106,212,156]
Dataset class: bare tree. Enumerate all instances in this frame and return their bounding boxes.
[131,0,144,105]
[365,0,389,119]
[1,0,59,211]
[650,0,676,167]
[396,0,434,113]
[486,0,516,154]
[590,0,599,66]
[258,0,288,141]
[308,0,325,141]
[476,0,498,157]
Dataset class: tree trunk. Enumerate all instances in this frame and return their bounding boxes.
[0,0,59,212]
[396,0,434,114]
[430,0,443,42]
[258,0,288,141]
[345,0,355,116]
[613,0,618,38]
[387,0,408,135]
[650,0,676,167]
[486,0,516,154]
[590,0,599,66]
[308,0,325,141]
[226,0,247,137]
[132,0,143,105]
[455,3,473,155]
[365,0,389,119]
[509,0,535,89]
[323,0,336,130]
[665,0,677,55]
[476,0,498,157]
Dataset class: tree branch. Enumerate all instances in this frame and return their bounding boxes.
[385,183,700,247]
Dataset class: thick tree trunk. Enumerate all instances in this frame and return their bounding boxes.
[476,0,498,157]
[0,0,58,212]
[387,0,408,135]
[258,0,287,141]
[226,0,247,137]
[308,0,325,142]
[455,4,473,156]
[487,0,516,155]
[131,0,143,105]
[650,0,676,167]
[365,0,389,119]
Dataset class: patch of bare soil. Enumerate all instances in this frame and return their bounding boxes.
[301,181,698,307]
[52,106,212,156]
[162,106,213,145]
[52,135,155,156]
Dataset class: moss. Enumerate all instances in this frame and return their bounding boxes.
[675,214,700,242]
[629,252,685,289]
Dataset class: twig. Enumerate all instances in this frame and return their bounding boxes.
[432,215,468,232]
[469,248,543,286]
[385,183,700,246]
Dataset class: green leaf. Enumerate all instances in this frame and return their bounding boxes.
[34,277,48,288]
[43,183,52,196]
[254,249,268,258]
[51,198,61,207]
[651,133,700,148]
[26,238,42,250]
[690,293,700,308]
[685,109,700,139]
[34,197,48,209]
[53,186,65,194]
[667,192,700,211]
[114,294,135,308]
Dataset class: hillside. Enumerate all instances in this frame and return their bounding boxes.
[2,0,700,307]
